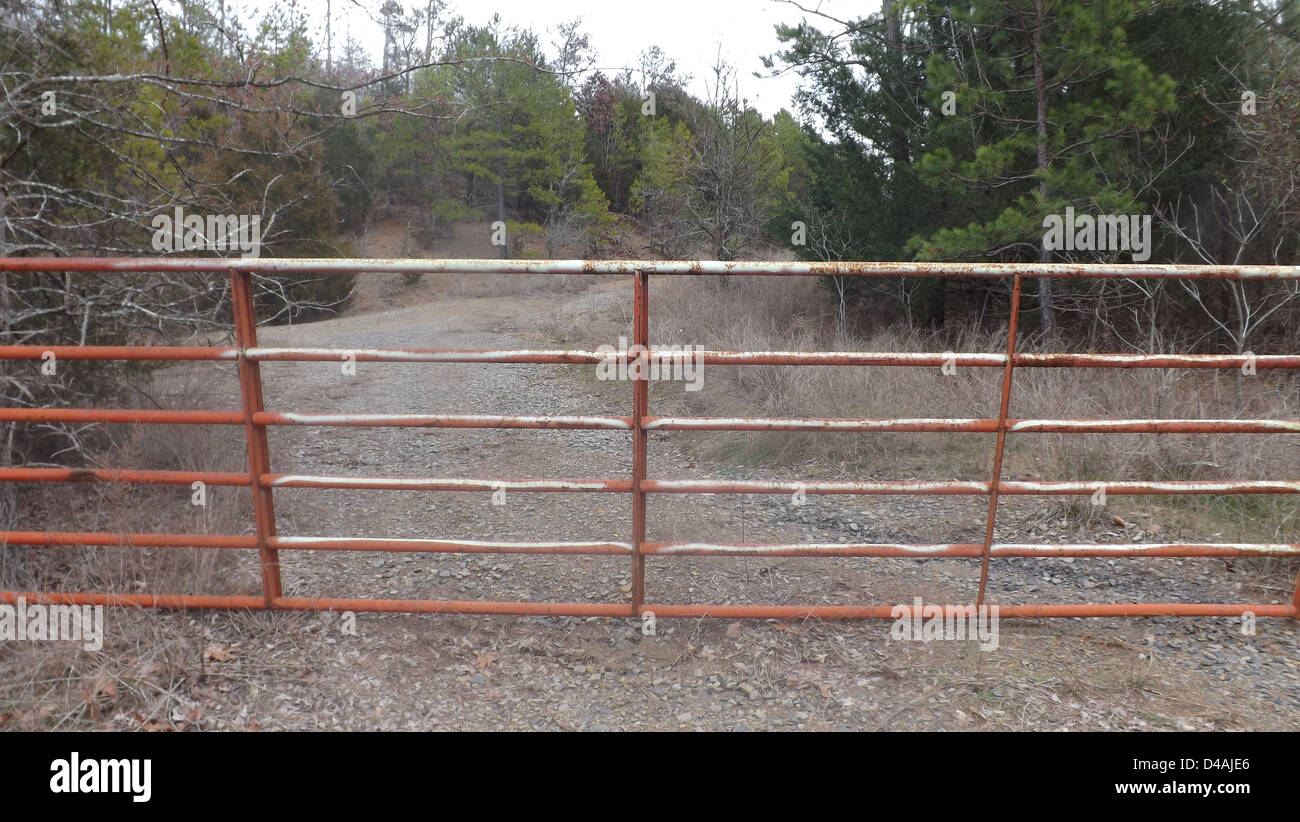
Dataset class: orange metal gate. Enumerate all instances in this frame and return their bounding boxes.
[2,257,1298,620]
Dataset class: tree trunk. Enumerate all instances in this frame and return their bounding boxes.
[495,64,507,259]
[881,0,911,167]
[1033,0,1056,344]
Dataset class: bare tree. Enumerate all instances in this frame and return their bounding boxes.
[0,1,549,478]
[670,53,784,261]
[1153,32,1300,412]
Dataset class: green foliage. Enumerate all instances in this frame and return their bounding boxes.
[506,221,545,257]
[363,18,612,257]
[630,118,694,256]
[772,0,1295,338]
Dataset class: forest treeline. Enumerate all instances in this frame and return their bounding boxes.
[0,0,1298,471]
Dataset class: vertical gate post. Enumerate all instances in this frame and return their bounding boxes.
[631,270,649,613]
[230,269,282,604]
[977,273,1024,606]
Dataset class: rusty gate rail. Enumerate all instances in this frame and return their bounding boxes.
[1,257,1298,621]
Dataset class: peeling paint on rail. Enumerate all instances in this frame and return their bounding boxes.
[999,480,1300,495]
[644,541,1300,557]
[991,542,1300,556]
[262,474,631,492]
[263,412,631,429]
[642,479,992,495]
[7,257,1298,280]
[644,417,993,432]
[646,542,983,556]
[273,537,634,554]
[1007,418,1300,433]
[246,347,612,363]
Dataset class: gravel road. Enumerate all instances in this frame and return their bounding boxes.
[132,278,1300,731]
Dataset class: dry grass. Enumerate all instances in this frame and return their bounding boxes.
[0,372,301,731]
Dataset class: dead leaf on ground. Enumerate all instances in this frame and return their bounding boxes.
[132,712,175,732]
[203,645,234,662]
[89,672,117,700]
[84,673,117,717]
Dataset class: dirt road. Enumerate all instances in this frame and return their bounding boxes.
[129,271,1299,732]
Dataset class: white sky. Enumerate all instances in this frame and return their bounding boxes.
[288,0,876,118]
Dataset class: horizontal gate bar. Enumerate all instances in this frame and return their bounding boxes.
[0,345,235,360]
[271,536,633,554]
[10,469,1294,495]
[240,349,1300,369]
[4,344,1297,370]
[1,590,1294,619]
[5,257,1298,279]
[239,348,1007,367]
[645,479,991,494]
[254,412,632,429]
[0,408,244,425]
[646,417,995,432]
[262,474,632,492]
[248,347,618,363]
[989,542,1300,557]
[643,542,1300,557]
[998,480,1300,495]
[1005,419,1300,433]
[5,410,1293,435]
[0,467,250,485]
[0,532,631,554]
[7,409,1293,435]
[641,603,1300,619]
[641,479,1300,495]
[697,352,1299,368]
[1016,353,1300,369]
[9,533,1290,558]
[0,531,257,548]
[644,417,1300,434]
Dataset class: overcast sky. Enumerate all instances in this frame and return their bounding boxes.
[289,0,875,118]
